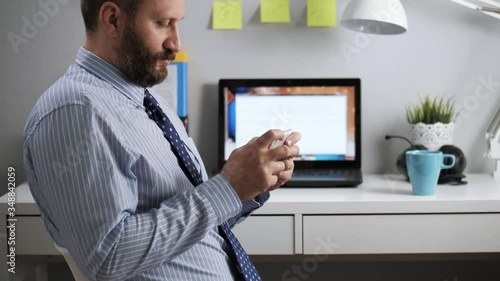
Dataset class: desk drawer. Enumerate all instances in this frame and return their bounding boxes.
[303,214,500,255]
[16,216,59,255]
[233,215,294,255]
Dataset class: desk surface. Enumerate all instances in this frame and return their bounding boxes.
[2,174,500,215]
[2,175,499,281]
[256,174,500,214]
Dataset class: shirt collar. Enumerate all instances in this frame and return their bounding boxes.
[76,47,145,105]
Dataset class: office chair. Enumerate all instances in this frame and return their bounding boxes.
[54,243,90,281]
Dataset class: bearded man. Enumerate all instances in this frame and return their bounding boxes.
[23,1,300,280]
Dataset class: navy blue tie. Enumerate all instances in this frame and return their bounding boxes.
[144,90,262,281]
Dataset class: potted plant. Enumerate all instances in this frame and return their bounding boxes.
[405,96,455,151]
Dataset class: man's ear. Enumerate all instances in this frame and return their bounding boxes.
[98,2,125,39]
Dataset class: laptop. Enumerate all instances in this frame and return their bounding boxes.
[218,78,362,187]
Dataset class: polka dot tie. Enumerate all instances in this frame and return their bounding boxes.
[144,90,262,281]
[219,221,262,281]
[144,90,203,185]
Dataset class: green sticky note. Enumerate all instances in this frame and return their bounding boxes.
[213,0,243,30]
[261,0,290,23]
[307,0,336,27]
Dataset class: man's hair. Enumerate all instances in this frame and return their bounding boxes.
[81,0,144,33]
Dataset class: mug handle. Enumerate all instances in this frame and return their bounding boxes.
[441,154,456,169]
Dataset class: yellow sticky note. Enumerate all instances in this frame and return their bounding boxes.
[307,0,336,27]
[261,0,290,23]
[213,0,243,30]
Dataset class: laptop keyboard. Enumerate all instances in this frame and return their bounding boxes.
[293,169,352,177]
[286,168,362,187]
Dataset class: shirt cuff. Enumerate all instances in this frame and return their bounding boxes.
[255,191,270,205]
[199,174,242,226]
[241,191,269,215]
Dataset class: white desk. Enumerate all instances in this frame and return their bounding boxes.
[1,174,500,280]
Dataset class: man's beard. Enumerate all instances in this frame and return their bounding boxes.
[116,24,176,88]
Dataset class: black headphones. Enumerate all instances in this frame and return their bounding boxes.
[385,135,467,185]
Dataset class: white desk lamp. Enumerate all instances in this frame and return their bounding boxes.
[340,0,500,36]
[340,0,408,34]
[446,1,500,177]
[450,0,500,19]
[486,107,500,178]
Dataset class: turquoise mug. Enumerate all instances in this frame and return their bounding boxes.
[405,150,456,196]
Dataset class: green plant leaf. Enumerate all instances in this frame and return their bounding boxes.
[405,95,456,124]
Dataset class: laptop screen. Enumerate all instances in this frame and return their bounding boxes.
[218,78,361,170]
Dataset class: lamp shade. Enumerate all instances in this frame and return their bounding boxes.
[341,0,408,34]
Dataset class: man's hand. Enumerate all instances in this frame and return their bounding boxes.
[221,129,301,201]
[268,130,301,191]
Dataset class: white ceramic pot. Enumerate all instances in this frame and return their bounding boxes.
[410,122,454,151]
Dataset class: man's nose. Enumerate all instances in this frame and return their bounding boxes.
[164,28,181,53]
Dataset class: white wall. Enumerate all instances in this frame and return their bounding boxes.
[2,0,500,195]
[179,0,500,176]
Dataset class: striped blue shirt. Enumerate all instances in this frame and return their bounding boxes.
[23,47,269,281]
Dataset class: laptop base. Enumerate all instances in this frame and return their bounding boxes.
[283,169,363,188]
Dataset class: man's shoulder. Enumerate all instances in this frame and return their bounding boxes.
[24,63,117,138]
[44,63,116,108]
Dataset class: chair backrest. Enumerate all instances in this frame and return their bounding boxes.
[54,243,91,281]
